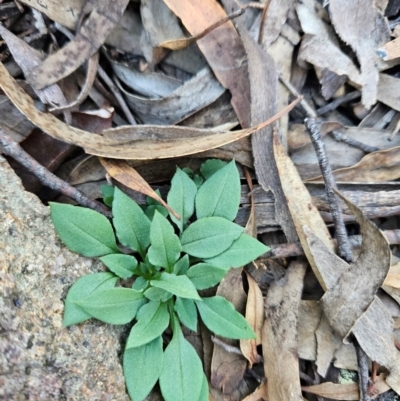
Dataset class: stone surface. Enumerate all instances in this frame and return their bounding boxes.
[0,156,130,401]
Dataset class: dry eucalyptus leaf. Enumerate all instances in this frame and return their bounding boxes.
[239,272,263,367]
[377,73,400,112]
[263,260,306,401]
[26,0,130,89]
[329,0,390,108]
[241,383,268,401]
[298,300,322,361]
[0,62,298,159]
[163,0,251,127]
[384,261,400,288]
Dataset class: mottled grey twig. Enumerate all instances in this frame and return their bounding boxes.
[354,340,371,401]
[0,129,111,217]
[329,130,379,154]
[305,118,353,262]
[317,91,361,116]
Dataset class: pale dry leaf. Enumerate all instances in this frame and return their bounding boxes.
[302,373,390,400]
[99,158,180,219]
[384,261,400,288]
[378,36,400,61]
[26,0,130,89]
[263,260,306,401]
[211,268,248,395]
[162,0,251,127]
[240,272,264,367]
[241,382,268,401]
[0,61,299,160]
[377,73,400,112]
[329,0,390,108]
[298,300,322,361]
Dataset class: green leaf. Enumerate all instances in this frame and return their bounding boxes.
[173,255,189,275]
[197,375,209,401]
[100,254,137,279]
[150,272,201,300]
[195,160,240,221]
[193,174,204,188]
[146,189,163,205]
[200,158,227,179]
[187,263,227,290]
[132,276,148,292]
[74,288,146,325]
[181,217,243,258]
[112,187,151,254]
[167,167,197,232]
[148,211,181,269]
[50,203,119,257]
[195,296,255,339]
[144,287,173,302]
[123,336,163,401]
[126,302,170,349]
[159,319,204,401]
[205,233,270,269]
[101,185,114,207]
[63,273,118,327]
[174,297,198,331]
[145,204,168,220]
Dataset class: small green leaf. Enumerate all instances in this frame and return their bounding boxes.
[50,203,119,257]
[167,167,197,232]
[159,319,204,401]
[126,302,170,349]
[74,288,146,325]
[112,187,151,254]
[101,185,114,207]
[100,254,138,279]
[132,276,148,292]
[197,375,209,401]
[193,174,204,188]
[173,255,189,275]
[200,158,227,179]
[150,272,201,300]
[148,211,181,269]
[63,273,118,327]
[195,296,255,339]
[181,217,243,258]
[144,287,173,302]
[146,189,163,205]
[187,263,227,289]
[174,297,198,331]
[196,160,240,221]
[205,233,270,269]
[123,336,163,401]
[145,204,168,220]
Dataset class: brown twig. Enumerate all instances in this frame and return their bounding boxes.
[261,229,400,259]
[0,130,111,217]
[354,339,371,401]
[305,118,353,262]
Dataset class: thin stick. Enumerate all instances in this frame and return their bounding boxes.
[354,340,371,401]
[317,91,361,116]
[211,336,243,355]
[0,130,111,217]
[328,130,379,154]
[305,118,353,262]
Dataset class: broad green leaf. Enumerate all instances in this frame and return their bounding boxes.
[50,203,119,256]
[197,375,209,401]
[101,185,114,207]
[75,288,146,325]
[173,255,189,275]
[174,297,198,331]
[144,287,173,302]
[195,296,255,339]
[145,204,168,220]
[126,302,169,349]
[112,187,151,254]
[132,276,148,292]
[63,273,118,327]
[200,158,227,179]
[205,233,270,269]
[100,254,137,279]
[150,272,201,300]
[123,336,163,401]
[181,217,243,258]
[167,167,197,232]
[159,319,203,401]
[195,160,240,221]
[187,263,227,289]
[148,211,181,269]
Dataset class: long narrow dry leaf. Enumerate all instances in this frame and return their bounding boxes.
[99,158,180,219]
[0,61,300,160]
[263,260,306,401]
[329,0,390,108]
[26,0,130,89]
[240,272,264,367]
[307,146,400,183]
[302,374,390,400]
[162,0,251,127]
[384,262,400,288]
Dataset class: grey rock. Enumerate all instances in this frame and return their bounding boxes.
[0,156,130,401]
